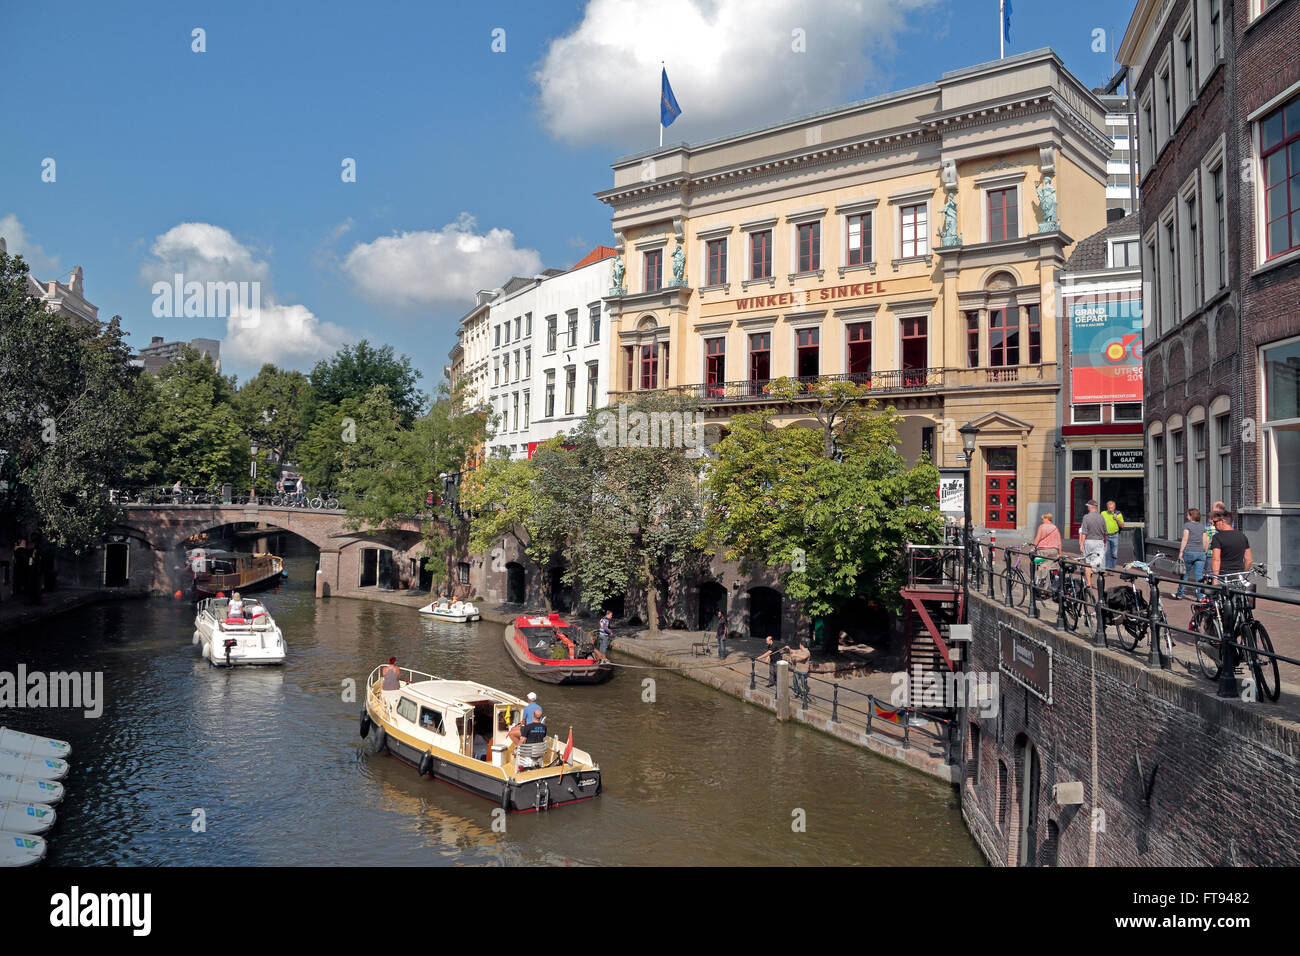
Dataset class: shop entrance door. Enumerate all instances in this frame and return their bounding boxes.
[1069,477,1094,537]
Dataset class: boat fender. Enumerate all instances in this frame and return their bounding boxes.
[418,752,434,778]
[359,711,372,739]
[500,784,512,812]
[373,726,387,753]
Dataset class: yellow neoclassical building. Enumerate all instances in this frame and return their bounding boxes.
[596,49,1111,533]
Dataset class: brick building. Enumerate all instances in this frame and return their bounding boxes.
[1120,0,1300,587]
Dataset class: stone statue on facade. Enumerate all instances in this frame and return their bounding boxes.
[610,255,626,296]
[939,192,960,247]
[1036,176,1059,232]
[669,242,687,286]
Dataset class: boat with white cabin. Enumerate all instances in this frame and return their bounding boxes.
[361,664,601,812]
[193,596,287,666]
[418,597,481,622]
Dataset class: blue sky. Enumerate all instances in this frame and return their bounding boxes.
[1,0,1138,388]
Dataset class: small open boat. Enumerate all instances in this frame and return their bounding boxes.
[361,664,601,812]
[0,831,46,867]
[193,596,287,666]
[504,613,614,685]
[418,598,481,623]
[0,773,63,805]
[0,727,71,760]
[0,750,69,782]
[0,800,56,835]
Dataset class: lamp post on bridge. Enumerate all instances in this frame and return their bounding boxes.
[249,441,259,505]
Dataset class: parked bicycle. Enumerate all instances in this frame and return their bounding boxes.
[1058,558,1095,634]
[1104,555,1173,655]
[1191,565,1279,702]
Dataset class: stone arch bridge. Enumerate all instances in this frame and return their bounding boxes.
[109,502,428,598]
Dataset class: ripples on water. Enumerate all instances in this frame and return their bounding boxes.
[0,550,982,866]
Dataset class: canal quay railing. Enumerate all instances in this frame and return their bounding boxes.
[909,537,1300,703]
[745,657,956,763]
[109,486,344,511]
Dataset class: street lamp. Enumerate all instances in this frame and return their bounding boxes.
[958,423,980,617]
[249,441,259,504]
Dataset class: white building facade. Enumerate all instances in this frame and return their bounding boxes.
[485,249,616,458]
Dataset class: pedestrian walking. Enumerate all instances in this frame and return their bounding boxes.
[788,637,811,704]
[1174,508,1208,601]
[714,610,728,659]
[1078,500,1108,592]
[1208,509,1251,577]
[1103,500,1125,570]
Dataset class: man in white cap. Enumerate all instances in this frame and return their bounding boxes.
[522,692,541,725]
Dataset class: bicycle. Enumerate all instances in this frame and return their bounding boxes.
[1105,555,1173,655]
[1192,565,1279,702]
[1058,558,1095,634]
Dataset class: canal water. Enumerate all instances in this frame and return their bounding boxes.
[3,549,983,866]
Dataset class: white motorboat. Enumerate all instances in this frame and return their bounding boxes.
[0,831,47,867]
[0,749,69,782]
[0,773,64,805]
[0,727,72,760]
[0,800,56,835]
[193,596,287,666]
[418,598,481,623]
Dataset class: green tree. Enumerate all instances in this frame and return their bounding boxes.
[130,345,248,488]
[308,340,424,427]
[236,364,312,469]
[0,251,143,552]
[337,381,488,590]
[702,401,941,650]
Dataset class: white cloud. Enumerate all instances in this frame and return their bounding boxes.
[0,213,61,276]
[342,213,543,310]
[141,222,344,369]
[141,222,271,287]
[224,302,347,368]
[534,0,938,149]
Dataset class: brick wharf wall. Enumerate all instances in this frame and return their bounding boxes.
[1237,0,1300,521]
[962,592,1300,866]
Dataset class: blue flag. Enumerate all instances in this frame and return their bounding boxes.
[1004,0,1012,44]
[661,68,681,128]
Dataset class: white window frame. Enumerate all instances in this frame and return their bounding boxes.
[1154,47,1173,156]
[1249,82,1300,270]
[1178,173,1201,320]
[1199,136,1229,297]
[1107,236,1140,268]
[1260,334,1300,506]
[1174,10,1195,125]
[787,208,826,277]
[977,173,1025,243]
[836,197,879,275]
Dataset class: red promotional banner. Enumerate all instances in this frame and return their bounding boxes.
[1072,365,1143,402]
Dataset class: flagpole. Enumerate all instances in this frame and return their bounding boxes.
[660,60,665,147]
[1000,0,1005,59]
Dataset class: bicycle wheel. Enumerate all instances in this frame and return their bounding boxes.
[1006,569,1028,608]
[1062,579,1081,631]
[309,496,323,510]
[1114,595,1143,652]
[325,497,339,510]
[1247,621,1281,703]
[1194,611,1223,679]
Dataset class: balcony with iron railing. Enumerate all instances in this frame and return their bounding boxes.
[608,363,1059,405]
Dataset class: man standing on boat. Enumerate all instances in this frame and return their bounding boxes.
[598,610,613,659]
[714,610,728,659]
[523,692,541,724]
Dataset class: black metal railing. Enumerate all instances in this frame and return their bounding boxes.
[916,538,1300,705]
[111,486,344,510]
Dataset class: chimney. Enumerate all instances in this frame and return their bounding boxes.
[151,336,164,345]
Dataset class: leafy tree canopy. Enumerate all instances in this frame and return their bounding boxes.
[308,340,424,427]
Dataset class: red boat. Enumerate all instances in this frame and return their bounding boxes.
[503,613,615,685]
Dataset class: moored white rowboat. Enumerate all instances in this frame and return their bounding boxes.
[0,750,69,781]
[0,800,56,835]
[0,773,64,805]
[418,599,481,623]
[0,727,72,759]
[0,831,47,867]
